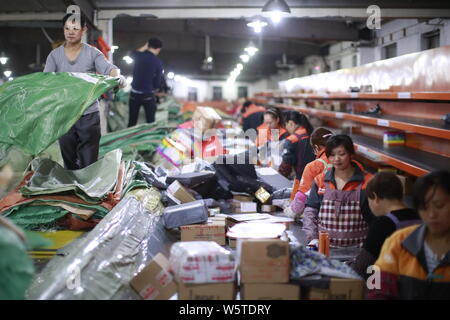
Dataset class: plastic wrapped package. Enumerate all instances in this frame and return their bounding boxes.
[127,187,165,215]
[169,241,236,283]
[26,195,179,300]
[165,171,216,187]
[163,200,208,229]
[135,162,167,190]
[290,245,362,280]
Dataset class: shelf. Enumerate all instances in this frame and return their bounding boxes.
[275,104,450,141]
[351,134,450,176]
[264,92,450,101]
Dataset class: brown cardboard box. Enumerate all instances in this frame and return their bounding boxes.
[239,239,290,283]
[245,216,294,230]
[130,253,177,300]
[167,180,196,204]
[180,219,226,245]
[308,278,364,300]
[233,194,254,202]
[241,283,300,300]
[230,199,258,213]
[261,205,278,213]
[192,106,222,133]
[178,282,236,300]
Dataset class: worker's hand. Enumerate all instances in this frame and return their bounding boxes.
[117,75,127,88]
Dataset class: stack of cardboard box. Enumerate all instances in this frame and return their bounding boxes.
[238,239,300,300]
[129,253,178,300]
[180,216,227,246]
[170,241,237,300]
[306,278,364,300]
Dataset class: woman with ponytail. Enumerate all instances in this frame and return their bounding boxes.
[290,127,334,215]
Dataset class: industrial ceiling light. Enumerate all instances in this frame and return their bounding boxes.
[122,56,133,64]
[240,54,250,63]
[262,0,291,24]
[3,70,12,78]
[247,19,268,33]
[0,55,7,65]
[111,45,119,53]
[167,72,175,80]
[244,41,259,56]
[236,63,243,71]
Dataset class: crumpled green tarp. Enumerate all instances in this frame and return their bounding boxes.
[20,149,122,202]
[99,123,171,161]
[2,200,108,231]
[0,72,119,156]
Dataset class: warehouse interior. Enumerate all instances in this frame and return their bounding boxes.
[0,1,449,303]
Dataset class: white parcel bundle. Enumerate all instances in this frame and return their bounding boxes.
[169,241,236,284]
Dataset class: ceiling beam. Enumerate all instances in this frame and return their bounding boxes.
[97,8,450,20]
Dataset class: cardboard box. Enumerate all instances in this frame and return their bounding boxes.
[229,199,258,213]
[241,283,300,300]
[180,219,226,245]
[245,216,294,230]
[192,106,222,133]
[178,282,236,300]
[233,194,254,202]
[225,213,272,229]
[261,205,278,213]
[307,278,364,300]
[239,202,257,213]
[239,239,290,283]
[130,253,177,300]
[167,180,196,204]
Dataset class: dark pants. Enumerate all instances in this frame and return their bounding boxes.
[128,91,156,127]
[58,112,101,170]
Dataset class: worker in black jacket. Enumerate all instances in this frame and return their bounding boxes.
[278,111,315,179]
[240,100,266,132]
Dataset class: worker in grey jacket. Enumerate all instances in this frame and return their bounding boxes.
[44,12,125,170]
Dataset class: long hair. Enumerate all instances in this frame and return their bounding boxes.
[284,110,313,135]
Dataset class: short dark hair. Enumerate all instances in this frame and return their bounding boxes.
[264,106,285,126]
[284,111,314,135]
[325,134,355,157]
[413,170,450,210]
[311,127,333,148]
[241,101,253,114]
[366,172,404,200]
[148,38,163,49]
[62,13,87,27]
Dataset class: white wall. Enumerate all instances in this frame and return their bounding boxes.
[170,78,256,102]
[326,42,359,70]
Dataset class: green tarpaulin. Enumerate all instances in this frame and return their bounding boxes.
[0,72,119,156]
[99,123,171,161]
[20,149,122,202]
